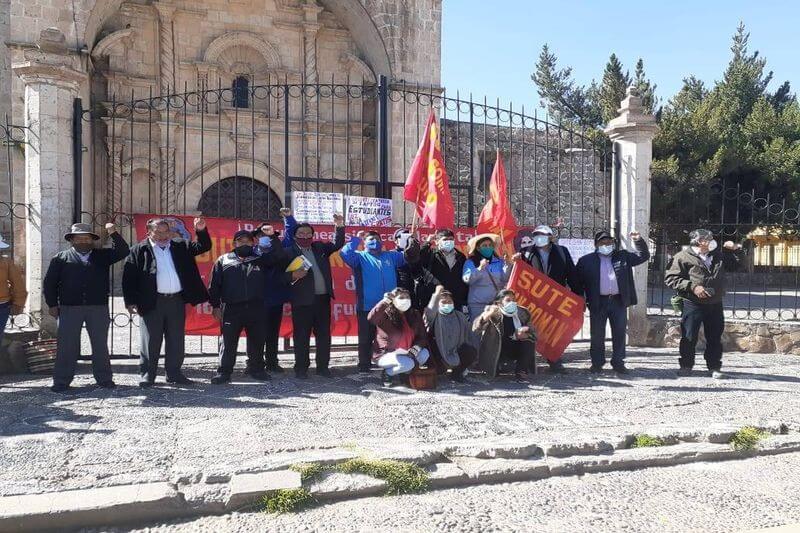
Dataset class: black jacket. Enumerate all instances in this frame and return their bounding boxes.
[575,238,650,311]
[664,247,743,305]
[208,236,286,308]
[418,243,469,309]
[122,228,212,314]
[521,244,580,294]
[282,226,346,306]
[43,233,130,307]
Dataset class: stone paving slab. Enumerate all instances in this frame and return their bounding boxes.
[1,347,799,501]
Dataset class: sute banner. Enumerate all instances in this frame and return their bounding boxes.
[507,260,585,362]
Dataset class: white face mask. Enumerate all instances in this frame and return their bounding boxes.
[438,239,455,253]
[534,235,550,248]
[501,301,518,315]
[692,240,717,255]
[598,244,615,256]
[439,303,454,315]
[393,298,412,312]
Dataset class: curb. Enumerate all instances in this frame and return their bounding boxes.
[1,425,798,531]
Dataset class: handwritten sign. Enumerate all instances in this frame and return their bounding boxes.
[558,238,595,261]
[292,191,343,224]
[345,195,393,227]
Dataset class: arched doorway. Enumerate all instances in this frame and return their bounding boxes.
[197,176,282,220]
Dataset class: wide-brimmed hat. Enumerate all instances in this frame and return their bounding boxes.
[467,233,500,256]
[64,223,99,241]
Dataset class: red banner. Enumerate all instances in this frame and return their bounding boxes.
[133,215,481,337]
[507,260,585,362]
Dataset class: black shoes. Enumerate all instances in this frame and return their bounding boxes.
[548,362,568,375]
[250,371,272,382]
[138,377,155,388]
[51,383,70,393]
[210,374,231,385]
[316,368,332,378]
[677,367,693,377]
[381,370,393,387]
[295,370,309,379]
[612,364,630,375]
[589,365,603,374]
[266,364,285,374]
[97,381,116,389]
[166,374,194,385]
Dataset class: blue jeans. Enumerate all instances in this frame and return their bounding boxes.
[0,302,10,346]
[589,295,627,368]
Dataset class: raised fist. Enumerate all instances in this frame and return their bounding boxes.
[194,217,207,231]
[630,231,641,240]
[333,213,344,227]
[261,225,275,236]
[356,230,366,240]
[105,222,117,234]
[279,208,292,218]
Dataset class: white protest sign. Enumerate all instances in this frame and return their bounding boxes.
[345,195,393,227]
[291,191,344,224]
[558,238,595,260]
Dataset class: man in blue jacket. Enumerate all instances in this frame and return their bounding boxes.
[340,229,419,373]
[576,230,649,375]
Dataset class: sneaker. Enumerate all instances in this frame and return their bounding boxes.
[250,371,272,382]
[210,374,231,385]
[166,374,194,385]
[266,364,285,374]
[677,367,693,377]
[96,380,116,389]
[316,368,332,378]
[589,365,603,374]
[51,383,70,393]
[612,365,630,375]
[381,370,393,387]
[711,370,726,380]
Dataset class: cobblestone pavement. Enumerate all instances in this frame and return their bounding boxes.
[1,347,799,498]
[112,452,800,533]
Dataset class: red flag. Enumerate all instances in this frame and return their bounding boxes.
[403,110,455,228]
[476,151,518,251]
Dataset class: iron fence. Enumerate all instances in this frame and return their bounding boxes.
[648,178,800,321]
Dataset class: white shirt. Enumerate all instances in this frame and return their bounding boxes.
[150,240,182,294]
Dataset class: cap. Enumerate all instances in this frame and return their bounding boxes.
[233,229,253,241]
[533,225,553,235]
[594,230,613,244]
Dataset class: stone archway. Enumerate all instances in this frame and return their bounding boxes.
[197,176,283,220]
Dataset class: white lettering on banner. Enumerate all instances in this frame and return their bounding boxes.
[345,275,355,291]
[293,191,344,224]
[558,239,595,260]
[332,303,356,322]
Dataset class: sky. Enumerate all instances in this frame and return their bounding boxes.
[441,0,800,112]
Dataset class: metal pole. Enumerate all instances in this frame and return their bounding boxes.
[72,98,83,224]
[377,74,389,198]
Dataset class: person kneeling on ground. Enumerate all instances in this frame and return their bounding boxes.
[424,285,476,383]
[368,288,430,387]
[472,289,537,381]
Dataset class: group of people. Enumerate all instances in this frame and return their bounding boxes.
[36,209,745,392]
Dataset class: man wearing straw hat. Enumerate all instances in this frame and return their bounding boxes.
[44,222,129,392]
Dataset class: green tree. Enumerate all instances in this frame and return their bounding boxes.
[633,58,658,114]
[599,54,630,123]
[531,44,601,127]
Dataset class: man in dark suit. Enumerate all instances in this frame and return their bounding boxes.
[419,229,469,312]
[122,217,212,387]
[576,230,649,375]
[283,211,346,378]
[519,224,580,374]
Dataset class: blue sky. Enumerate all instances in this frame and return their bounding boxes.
[441,0,799,112]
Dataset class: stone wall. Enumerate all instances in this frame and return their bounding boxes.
[645,314,800,355]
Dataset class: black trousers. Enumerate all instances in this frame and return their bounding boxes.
[679,300,724,371]
[218,301,267,376]
[589,295,628,368]
[499,339,535,374]
[264,304,284,368]
[140,294,186,381]
[291,295,332,372]
[356,310,377,371]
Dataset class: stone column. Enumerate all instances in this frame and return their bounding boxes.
[604,86,658,346]
[106,140,124,215]
[302,0,323,121]
[12,29,88,334]
[155,3,176,95]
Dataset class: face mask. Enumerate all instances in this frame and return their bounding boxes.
[534,235,550,248]
[365,239,381,251]
[502,301,518,315]
[393,298,411,312]
[479,246,494,259]
[708,240,718,252]
[439,303,454,315]
[439,239,455,253]
[234,245,254,257]
[296,236,313,248]
[73,244,93,254]
[394,233,411,251]
[258,236,271,247]
[598,244,614,256]
[520,238,533,249]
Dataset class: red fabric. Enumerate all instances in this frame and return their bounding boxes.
[396,316,416,351]
[403,110,455,229]
[476,151,518,253]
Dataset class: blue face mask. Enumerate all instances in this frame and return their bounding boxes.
[258,236,271,248]
[365,238,381,251]
[439,303,455,315]
[502,301,518,315]
[479,246,495,259]
[439,239,455,253]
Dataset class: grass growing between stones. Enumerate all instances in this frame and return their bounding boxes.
[289,462,326,483]
[263,488,313,514]
[729,426,769,451]
[630,434,667,448]
[335,458,430,495]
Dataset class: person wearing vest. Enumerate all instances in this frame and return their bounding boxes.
[123,217,211,387]
[664,229,744,379]
[575,230,649,375]
[282,210,346,379]
[518,224,581,375]
[0,234,26,347]
[45,223,129,392]
[208,227,286,384]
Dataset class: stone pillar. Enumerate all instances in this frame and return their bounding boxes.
[302,0,323,121]
[604,86,658,346]
[12,29,88,334]
[155,3,176,95]
[106,140,124,215]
